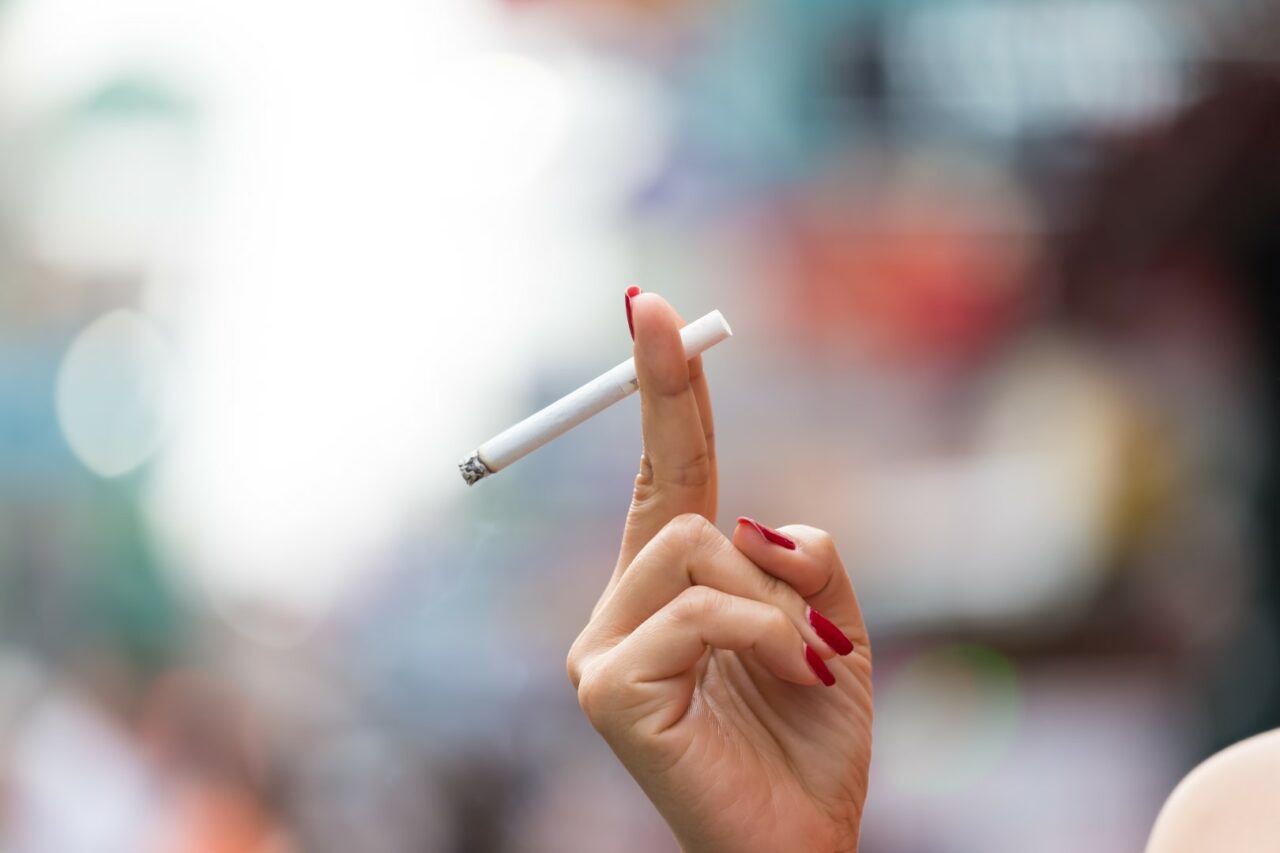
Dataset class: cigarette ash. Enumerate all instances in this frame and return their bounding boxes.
[458,453,492,485]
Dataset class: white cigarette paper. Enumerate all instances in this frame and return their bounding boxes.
[459,309,733,485]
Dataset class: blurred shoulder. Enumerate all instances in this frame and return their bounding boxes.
[1147,728,1280,853]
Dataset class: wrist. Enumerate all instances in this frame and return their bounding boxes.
[674,821,859,853]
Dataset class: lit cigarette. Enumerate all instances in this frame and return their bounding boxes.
[460,309,733,485]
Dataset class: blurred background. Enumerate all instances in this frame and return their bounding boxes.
[0,0,1277,850]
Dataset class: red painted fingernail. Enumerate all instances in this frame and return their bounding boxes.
[808,607,854,656]
[736,517,796,550]
[805,645,836,687]
[625,286,641,340]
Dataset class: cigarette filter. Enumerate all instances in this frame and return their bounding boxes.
[460,309,732,485]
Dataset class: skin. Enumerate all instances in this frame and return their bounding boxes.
[565,293,874,853]
[562,290,1280,850]
[1146,728,1280,852]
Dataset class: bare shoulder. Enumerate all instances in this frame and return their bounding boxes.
[1147,728,1280,852]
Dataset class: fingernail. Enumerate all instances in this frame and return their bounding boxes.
[807,607,854,656]
[625,286,641,340]
[805,645,836,687]
[736,517,796,550]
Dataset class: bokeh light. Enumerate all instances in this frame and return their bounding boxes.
[55,309,173,478]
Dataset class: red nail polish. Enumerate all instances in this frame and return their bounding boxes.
[805,645,836,687]
[625,286,641,340]
[807,607,854,656]
[736,517,796,550]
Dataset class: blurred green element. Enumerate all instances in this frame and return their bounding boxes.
[78,478,186,672]
[0,475,187,673]
[76,76,193,121]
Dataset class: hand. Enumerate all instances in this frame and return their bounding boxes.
[566,292,873,853]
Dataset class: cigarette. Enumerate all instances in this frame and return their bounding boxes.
[459,309,733,485]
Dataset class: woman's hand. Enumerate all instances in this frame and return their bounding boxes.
[566,292,873,853]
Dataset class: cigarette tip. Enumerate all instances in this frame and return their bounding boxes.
[459,453,491,486]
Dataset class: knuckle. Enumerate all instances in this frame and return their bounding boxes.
[658,450,712,489]
[565,637,587,689]
[672,585,720,621]
[766,604,792,636]
[664,513,717,551]
[636,448,712,493]
[575,664,617,722]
